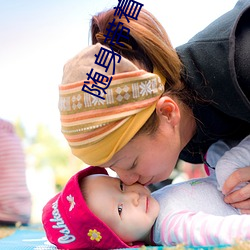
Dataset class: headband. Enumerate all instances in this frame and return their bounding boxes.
[59,43,165,165]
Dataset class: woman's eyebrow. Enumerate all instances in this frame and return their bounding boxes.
[109,156,127,170]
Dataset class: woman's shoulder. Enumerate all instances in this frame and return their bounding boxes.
[176,0,250,123]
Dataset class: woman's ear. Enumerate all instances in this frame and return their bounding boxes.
[156,96,180,126]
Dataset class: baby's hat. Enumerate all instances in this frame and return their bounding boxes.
[42,166,138,249]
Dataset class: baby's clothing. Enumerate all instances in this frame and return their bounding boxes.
[152,135,250,246]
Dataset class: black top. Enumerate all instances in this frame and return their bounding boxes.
[176,0,250,164]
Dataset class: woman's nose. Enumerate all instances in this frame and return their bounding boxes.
[112,168,139,185]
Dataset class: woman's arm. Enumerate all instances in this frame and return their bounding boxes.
[215,135,250,192]
[206,135,250,212]
[223,166,250,213]
[215,135,250,212]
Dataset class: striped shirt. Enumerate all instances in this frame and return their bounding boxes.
[0,119,31,224]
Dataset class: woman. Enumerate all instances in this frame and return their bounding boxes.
[59,0,250,211]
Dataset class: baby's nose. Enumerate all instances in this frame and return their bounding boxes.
[126,191,140,206]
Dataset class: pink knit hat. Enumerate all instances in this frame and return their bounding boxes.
[42,166,142,249]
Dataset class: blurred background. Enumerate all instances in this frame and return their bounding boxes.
[0,0,238,223]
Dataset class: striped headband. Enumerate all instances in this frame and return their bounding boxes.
[59,43,165,165]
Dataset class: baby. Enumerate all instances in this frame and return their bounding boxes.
[42,135,250,249]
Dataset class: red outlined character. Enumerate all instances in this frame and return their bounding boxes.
[114,0,144,23]
[94,45,121,74]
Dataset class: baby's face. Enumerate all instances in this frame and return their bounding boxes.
[84,174,160,244]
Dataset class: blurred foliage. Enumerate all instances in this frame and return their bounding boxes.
[14,120,86,191]
[27,124,69,170]
[14,118,26,139]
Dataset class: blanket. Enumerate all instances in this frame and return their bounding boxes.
[0,225,248,250]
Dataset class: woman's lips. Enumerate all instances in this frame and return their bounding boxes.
[143,177,154,186]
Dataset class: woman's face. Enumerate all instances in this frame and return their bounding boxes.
[100,119,182,186]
